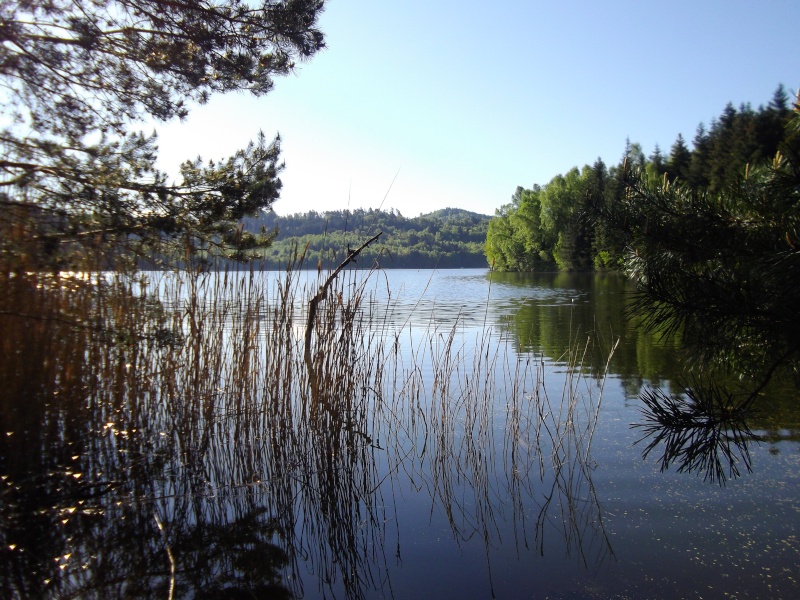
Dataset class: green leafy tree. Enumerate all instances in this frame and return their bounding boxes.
[485,186,550,271]
[487,167,608,272]
[539,169,575,269]
[549,166,596,270]
[0,0,325,270]
[485,202,521,271]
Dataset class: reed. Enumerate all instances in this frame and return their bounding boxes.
[0,259,614,599]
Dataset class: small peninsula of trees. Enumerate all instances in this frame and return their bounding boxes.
[485,85,798,273]
[243,207,491,269]
[0,0,326,272]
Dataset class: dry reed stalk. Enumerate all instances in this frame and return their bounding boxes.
[0,261,618,599]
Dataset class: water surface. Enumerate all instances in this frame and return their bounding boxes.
[1,268,797,599]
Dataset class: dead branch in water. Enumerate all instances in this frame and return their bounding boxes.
[304,232,383,385]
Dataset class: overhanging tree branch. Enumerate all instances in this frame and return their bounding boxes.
[1,0,326,270]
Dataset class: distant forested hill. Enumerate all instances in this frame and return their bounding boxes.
[242,207,491,269]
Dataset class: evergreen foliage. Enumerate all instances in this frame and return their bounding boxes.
[486,85,799,274]
[609,150,800,390]
[666,134,692,182]
[487,85,800,461]
[617,101,800,475]
[0,0,326,271]
[243,207,491,269]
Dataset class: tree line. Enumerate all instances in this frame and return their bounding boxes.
[485,85,798,272]
[242,207,491,269]
[486,84,800,431]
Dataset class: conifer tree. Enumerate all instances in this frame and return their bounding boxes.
[666,134,692,182]
[707,103,738,191]
[0,0,326,270]
[755,85,793,161]
[688,123,711,188]
[605,102,800,402]
[648,145,666,176]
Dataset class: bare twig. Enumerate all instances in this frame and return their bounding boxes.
[304,231,382,382]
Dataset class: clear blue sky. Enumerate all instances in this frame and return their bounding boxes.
[153,0,799,217]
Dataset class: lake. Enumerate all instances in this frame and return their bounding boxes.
[1,267,798,599]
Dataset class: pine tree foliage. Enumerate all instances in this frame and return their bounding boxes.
[615,151,800,387]
[0,0,325,270]
[666,133,691,182]
[621,158,800,476]
[485,85,800,478]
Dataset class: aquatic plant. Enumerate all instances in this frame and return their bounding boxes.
[0,257,613,599]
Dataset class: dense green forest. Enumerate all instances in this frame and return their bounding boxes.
[484,84,800,417]
[242,207,491,269]
[482,83,800,435]
[485,85,799,272]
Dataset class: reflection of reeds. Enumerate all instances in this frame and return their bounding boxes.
[388,320,617,590]
[0,262,615,599]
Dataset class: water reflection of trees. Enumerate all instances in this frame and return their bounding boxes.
[1,268,614,598]
[633,380,763,484]
[488,270,800,484]
[488,271,684,393]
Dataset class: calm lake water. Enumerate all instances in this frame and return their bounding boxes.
[1,268,798,599]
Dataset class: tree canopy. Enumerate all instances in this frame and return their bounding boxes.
[610,147,800,387]
[616,101,800,478]
[486,86,800,463]
[243,207,491,269]
[486,86,799,274]
[0,0,326,271]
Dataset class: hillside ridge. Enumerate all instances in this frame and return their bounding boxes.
[243,207,491,269]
